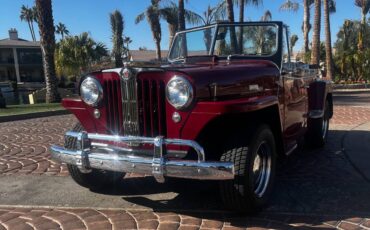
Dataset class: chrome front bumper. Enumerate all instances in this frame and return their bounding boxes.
[50,131,235,183]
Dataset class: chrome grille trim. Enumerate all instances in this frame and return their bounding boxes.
[121,68,140,136]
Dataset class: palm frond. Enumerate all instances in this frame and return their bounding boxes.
[184,9,203,25]
[279,0,300,12]
[329,0,336,13]
[261,10,272,21]
[135,12,146,24]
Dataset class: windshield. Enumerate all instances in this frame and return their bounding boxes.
[168,24,279,61]
[168,26,216,61]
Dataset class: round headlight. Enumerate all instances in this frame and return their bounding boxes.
[166,76,193,109]
[80,77,103,106]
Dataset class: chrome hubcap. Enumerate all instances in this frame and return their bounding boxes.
[252,141,272,198]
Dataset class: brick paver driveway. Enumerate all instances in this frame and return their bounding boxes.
[0,94,370,229]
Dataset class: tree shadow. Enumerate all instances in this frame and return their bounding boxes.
[92,129,370,228]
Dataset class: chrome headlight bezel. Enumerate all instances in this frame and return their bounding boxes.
[166,75,194,110]
[80,76,103,107]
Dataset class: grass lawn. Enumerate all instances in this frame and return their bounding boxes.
[0,103,64,117]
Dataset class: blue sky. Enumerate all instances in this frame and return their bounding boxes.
[0,0,364,52]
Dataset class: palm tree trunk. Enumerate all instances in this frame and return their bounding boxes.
[35,0,60,103]
[178,0,185,31]
[168,24,176,49]
[323,0,333,79]
[31,22,37,41]
[155,39,162,61]
[238,0,245,53]
[310,0,321,65]
[358,12,366,51]
[303,0,310,54]
[204,29,212,51]
[226,0,238,53]
[27,21,35,42]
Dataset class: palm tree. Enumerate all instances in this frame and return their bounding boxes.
[280,0,313,54]
[110,10,124,67]
[160,2,203,48]
[178,0,186,31]
[55,33,108,77]
[55,22,69,39]
[261,10,272,21]
[123,36,132,59]
[135,0,162,61]
[355,0,370,50]
[35,0,60,103]
[193,3,227,50]
[355,0,370,25]
[20,5,36,41]
[323,0,335,79]
[236,0,262,52]
[225,0,238,53]
[290,34,299,53]
[310,0,321,65]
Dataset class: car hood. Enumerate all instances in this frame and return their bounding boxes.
[166,60,280,101]
[125,60,280,101]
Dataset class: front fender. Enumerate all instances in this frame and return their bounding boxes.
[180,96,280,140]
[307,80,333,119]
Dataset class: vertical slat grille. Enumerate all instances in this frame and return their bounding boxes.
[104,78,122,134]
[121,76,140,136]
[104,69,166,137]
[137,77,167,137]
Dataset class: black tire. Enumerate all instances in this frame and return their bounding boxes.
[306,101,330,148]
[219,125,276,213]
[65,123,125,189]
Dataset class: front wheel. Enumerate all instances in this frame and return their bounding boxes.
[219,125,276,213]
[65,123,125,190]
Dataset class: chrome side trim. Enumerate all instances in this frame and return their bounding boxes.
[51,131,234,182]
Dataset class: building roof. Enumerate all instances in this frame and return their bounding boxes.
[0,38,40,48]
[130,50,169,62]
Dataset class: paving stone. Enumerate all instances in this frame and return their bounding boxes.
[201,219,224,228]
[137,219,159,229]
[112,219,137,229]
[181,217,202,226]
[158,222,180,230]
[337,221,363,230]
[362,220,370,228]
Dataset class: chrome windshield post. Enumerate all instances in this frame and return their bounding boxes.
[76,131,91,173]
[152,136,166,183]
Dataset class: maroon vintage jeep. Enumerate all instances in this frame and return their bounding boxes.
[51,21,333,212]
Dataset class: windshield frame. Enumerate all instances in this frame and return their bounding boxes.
[168,22,282,63]
[168,24,217,62]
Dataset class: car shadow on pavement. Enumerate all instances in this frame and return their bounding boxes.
[91,129,370,228]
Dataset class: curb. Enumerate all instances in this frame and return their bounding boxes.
[333,88,370,93]
[0,110,70,123]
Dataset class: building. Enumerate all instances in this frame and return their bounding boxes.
[0,29,44,83]
[129,50,169,62]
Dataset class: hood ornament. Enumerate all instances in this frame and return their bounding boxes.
[122,68,132,80]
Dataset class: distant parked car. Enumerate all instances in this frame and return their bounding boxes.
[51,21,333,213]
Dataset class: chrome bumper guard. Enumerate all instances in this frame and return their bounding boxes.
[50,131,235,183]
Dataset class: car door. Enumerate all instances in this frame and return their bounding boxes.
[281,26,308,152]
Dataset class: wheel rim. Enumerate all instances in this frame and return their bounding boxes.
[252,141,272,198]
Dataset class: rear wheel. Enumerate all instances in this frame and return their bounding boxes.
[219,125,276,213]
[65,123,125,189]
[306,101,330,148]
